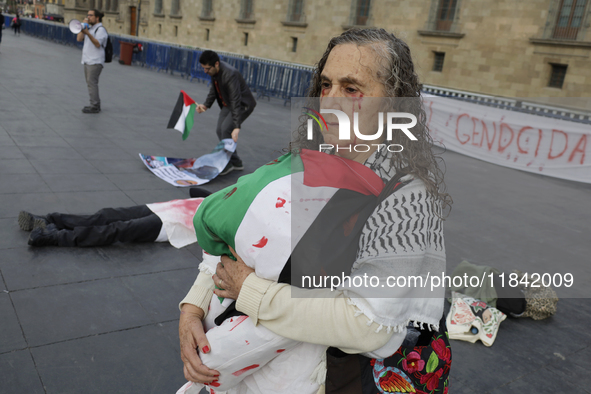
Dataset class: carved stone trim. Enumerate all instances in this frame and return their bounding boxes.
[417,30,465,38]
[281,20,307,27]
[529,37,591,48]
[235,18,256,24]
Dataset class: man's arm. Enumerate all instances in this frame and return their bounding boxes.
[77,19,88,42]
[203,82,217,109]
[78,29,100,47]
[225,72,245,130]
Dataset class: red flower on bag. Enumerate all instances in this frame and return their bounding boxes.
[402,351,425,373]
[419,368,443,391]
[444,386,449,394]
[432,338,451,362]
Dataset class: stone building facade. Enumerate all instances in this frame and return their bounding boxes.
[63,0,591,104]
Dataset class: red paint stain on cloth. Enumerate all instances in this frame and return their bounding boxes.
[232,364,260,377]
[276,197,286,208]
[223,187,237,200]
[253,236,268,248]
[149,198,203,229]
[228,316,249,332]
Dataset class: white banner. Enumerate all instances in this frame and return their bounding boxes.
[424,96,591,184]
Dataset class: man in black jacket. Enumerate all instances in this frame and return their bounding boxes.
[196,50,256,176]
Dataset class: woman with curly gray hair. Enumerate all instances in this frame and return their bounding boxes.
[178,28,452,394]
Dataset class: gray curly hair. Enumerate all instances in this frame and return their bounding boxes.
[291,28,451,213]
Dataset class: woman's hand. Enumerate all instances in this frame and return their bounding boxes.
[213,246,254,300]
[178,304,219,383]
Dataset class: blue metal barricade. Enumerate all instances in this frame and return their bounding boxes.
[145,43,170,72]
[169,46,193,78]
[11,18,317,104]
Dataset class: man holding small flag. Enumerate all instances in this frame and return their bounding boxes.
[195,50,256,176]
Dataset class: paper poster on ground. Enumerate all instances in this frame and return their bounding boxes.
[140,139,236,187]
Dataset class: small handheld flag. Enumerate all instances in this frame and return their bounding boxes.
[167,90,197,140]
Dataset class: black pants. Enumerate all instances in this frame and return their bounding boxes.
[216,105,254,166]
[47,205,163,247]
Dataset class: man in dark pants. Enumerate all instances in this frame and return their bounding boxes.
[20,207,163,247]
[18,188,212,247]
[196,50,256,176]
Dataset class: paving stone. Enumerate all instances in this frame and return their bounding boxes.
[0,350,45,394]
[40,173,119,193]
[0,293,27,354]
[29,159,100,175]
[0,192,70,220]
[547,346,591,389]
[488,366,587,394]
[0,247,125,291]
[0,159,37,174]
[105,171,176,191]
[0,146,26,159]
[121,268,199,322]
[31,322,185,394]
[0,218,31,249]
[10,277,154,347]
[52,190,136,214]
[19,146,85,160]
[0,174,51,194]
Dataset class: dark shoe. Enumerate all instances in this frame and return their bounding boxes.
[189,187,213,198]
[232,163,244,171]
[18,211,49,231]
[219,163,235,176]
[82,106,101,114]
[28,224,59,247]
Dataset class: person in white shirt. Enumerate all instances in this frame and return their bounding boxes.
[77,9,108,114]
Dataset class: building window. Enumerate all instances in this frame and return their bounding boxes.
[286,0,304,22]
[97,0,102,10]
[424,0,461,32]
[158,23,161,34]
[548,63,568,88]
[541,0,590,40]
[291,36,298,52]
[205,28,210,41]
[244,32,249,46]
[154,0,162,14]
[174,25,178,37]
[553,0,587,39]
[433,52,445,71]
[201,0,213,18]
[111,0,118,11]
[436,0,458,31]
[240,0,254,19]
[171,0,180,15]
[350,0,371,26]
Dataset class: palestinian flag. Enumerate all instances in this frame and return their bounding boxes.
[167,90,196,140]
[193,150,385,282]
